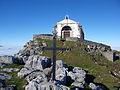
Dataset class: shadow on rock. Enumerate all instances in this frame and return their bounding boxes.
[85,74,95,84]
[95,83,109,90]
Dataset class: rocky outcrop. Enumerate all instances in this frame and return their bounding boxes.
[24,55,51,70]
[12,38,109,89]
[68,67,86,88]
[18,68,36,78]
[0,56,15,64]
[26,71,47,83]
[14,40,47,64]
[0,55,24,64]
[18,55,51,78]
[78,39,111,52]
[17,55,106,90]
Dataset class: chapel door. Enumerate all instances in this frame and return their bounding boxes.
[61,26,71,38]
[64,31,70,38]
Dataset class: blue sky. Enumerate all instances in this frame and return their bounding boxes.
[0,0,120,55]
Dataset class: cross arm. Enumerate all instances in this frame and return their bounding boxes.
[41,47,71,51]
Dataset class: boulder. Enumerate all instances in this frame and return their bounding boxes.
[56,67,67,85]
[18,68,35,78]
[0,55,24,65]
[56,60,67,69]
[68,67,86,83]
[71,81,84,88]
[24,55,51,70]
[102,51,116,62]
[0,72,12,81]
[89,83,97,89]
[26,71,47,82]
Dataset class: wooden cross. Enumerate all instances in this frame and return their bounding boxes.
[42,31,70,81]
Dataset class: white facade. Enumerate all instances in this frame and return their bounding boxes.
[54,16,84,39]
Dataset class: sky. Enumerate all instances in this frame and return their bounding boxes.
[0,0,120,55]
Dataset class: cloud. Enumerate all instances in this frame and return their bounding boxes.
[0,45,3,47]
[0,46,22,56]
[112,46,120,51]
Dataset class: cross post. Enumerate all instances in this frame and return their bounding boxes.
[42,31,70,81]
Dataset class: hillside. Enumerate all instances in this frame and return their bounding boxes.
[34,39,120,89]
[0,39,120,90]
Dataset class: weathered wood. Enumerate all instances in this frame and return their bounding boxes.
[42,47,70,51]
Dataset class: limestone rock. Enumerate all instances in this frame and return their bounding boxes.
[56,67,67,85]
[102,51,116,62]
[0,62,8,68]
[25,81,70,90]
[18,68,35,78]
[0,56,15,64]
[24,55,51,70]
[89,83,97,89]
[26,71,47,82]
[0,72,12,81]
[14,40,47,64]
[71,81,84,88]
[78,39,111,52]
[56,60,67,69]
[17,58,92,90]
[0,68,20,72]
[0,55,24,65]
[68,67,86,83]
[89,83,105,90]
[43,67,52,76]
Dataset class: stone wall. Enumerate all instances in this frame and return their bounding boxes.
[102,52,116,62]
[33,34,53,40]
[66,37,79,41]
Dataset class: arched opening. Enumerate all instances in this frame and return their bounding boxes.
[61,26,72,38]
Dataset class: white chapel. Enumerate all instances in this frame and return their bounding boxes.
[54,16,84,40]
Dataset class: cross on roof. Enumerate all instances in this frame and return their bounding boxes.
[65,15,69,19]
[42,31,70,81]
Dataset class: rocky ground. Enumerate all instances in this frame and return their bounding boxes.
[0,39,120,90]
[0,55,106,90]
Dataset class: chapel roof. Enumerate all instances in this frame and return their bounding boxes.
[57,15,80,25]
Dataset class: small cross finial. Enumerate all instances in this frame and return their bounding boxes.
[65,15,69,19]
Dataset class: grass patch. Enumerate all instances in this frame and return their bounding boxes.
[0,64,27,90]
[5,64,24,69]
[38,39,120,90]
[5,71,27,90]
